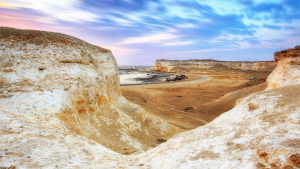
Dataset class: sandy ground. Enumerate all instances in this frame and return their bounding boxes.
[121,71,271,130]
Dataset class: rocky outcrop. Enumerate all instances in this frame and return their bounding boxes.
[153,59,276,73]
[267,46,300,90]
[1,28,300,168]
[0,26,181,164]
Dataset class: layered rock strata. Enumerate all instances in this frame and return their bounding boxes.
[0,27,181,161]
[153,59,276,73]
[1,28,300,168]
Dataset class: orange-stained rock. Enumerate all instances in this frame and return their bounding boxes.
[267,46,300,90]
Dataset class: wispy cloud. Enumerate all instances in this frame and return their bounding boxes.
[118,32,180,45]
[101,45,139,56]
[170,48,236,54]
[91,26,117,31]
[0,0,99,23]
[163,41,195,46]
[108,16,133,26]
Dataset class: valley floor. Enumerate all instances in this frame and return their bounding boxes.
[121,70,271,130]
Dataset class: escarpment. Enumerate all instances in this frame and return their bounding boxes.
[0,27,182,159]
[153,59,276,73]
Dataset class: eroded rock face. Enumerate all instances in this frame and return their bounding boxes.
[267,46,300,90]
[153,59,276,73]
[0,26,181,164]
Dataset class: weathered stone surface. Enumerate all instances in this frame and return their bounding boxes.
[153,59,276,73]
[267,46,300,90]
[135,84,300,168]
[0,27,181,165]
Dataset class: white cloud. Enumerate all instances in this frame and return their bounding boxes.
[118,30,195,46]
[0,0,99,23]
[163,41,195,46]
[208,33,253,43]
[253,0,283,5]
[177,23,197,29]
[101,45,139,56]
[108,16,133,26]
[91,26,117,31]
[165,5,201,19]
[118,32,180,45]
[193,0,241,15]
[113,11,143,23]
[171,48,236,54]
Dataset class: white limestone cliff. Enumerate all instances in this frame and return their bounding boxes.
[1,27,300,169]
[0,27,181,167]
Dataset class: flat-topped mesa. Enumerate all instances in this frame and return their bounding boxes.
[152,59,276,73]
[0,27,181,157]
[267,45,300,90]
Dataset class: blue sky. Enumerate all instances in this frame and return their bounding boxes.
[0,0,299,65]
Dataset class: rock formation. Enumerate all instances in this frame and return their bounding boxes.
[1,27,300,168]
[153,59,276,73]
[0,26,181,163]
[267,46,300,90]
[137,46,300,168]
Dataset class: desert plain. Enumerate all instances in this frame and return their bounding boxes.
[121,68,272,130]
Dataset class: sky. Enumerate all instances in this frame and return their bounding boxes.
[0,0,299,65]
